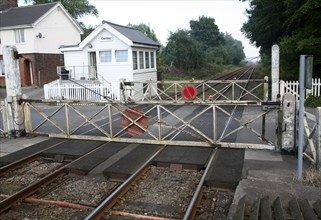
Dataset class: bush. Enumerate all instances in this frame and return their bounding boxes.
[305,95,321,107]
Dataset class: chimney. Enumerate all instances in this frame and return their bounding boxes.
[0,0,18,11]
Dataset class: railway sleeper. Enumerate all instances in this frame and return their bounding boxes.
[230,196,321,220]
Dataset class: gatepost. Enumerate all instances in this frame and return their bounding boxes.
[2,45,25,137]
[271,45,280,101]
[281,93,296,153]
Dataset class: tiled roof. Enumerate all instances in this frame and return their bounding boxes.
[105,21,159,47]
[0,3,57,28]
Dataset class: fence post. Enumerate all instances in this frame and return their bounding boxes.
[23,102,32,133]
[44,84,48,99]
[213,104,217,143]
[100,84,104,100]
[316,107,321,170]
[120,79,125,103]
[65,104,70,136]
[264,76,269,101]
[157,105,162,141]
[271,45,280,101]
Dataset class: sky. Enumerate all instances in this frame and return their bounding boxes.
[18,0,260,59]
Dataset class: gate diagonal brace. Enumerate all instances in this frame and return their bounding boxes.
[217,105,274,145]
[27,102,66,134]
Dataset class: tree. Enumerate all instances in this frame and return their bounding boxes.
[79,23,96,41]
[223,34,246,65]
[242,0,321,80]
[162,29,204,71]
[242,0,286,51]
[161,15,246,74]
[24,0,98,20]
[190,16,223,47]
[127,23,161,45]
[280,0,321,79]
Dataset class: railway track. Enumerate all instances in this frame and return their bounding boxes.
[0,67,265,219]
[0,140,107,213]
[0,143,235,219]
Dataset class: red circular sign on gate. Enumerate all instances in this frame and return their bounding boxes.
[121,107,148,136]
[182,85,197,100]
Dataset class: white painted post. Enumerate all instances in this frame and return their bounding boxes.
[3,45,25,137]
[281,93,296,153]
[3,46,22,97]
[271,45,280,101]
[264,76,269,101]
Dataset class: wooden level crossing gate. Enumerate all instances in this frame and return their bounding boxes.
[1,78,285,150]
[2,78,319,165]
[20,102,278,149]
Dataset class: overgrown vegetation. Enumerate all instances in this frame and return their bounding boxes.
[302,168,321,188]
[160,16,246,79]
[305,95,321,107]
[129,16,246,80]
[242,0,321,81]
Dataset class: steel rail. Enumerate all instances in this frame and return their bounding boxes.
[211,66,254,103]
[183,148,218,219]
[85,145,166,220]
[0,141,106,213]
[220,67,255,139]
[0,139,68,176]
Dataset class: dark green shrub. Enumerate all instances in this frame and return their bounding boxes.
[305,95,321,107]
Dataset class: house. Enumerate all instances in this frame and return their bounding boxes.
[57,20,160,100]
[0,1,83,86]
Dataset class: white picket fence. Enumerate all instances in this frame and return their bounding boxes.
[280,78,321,101]
[44,80,118,101]
[43,77,321,102]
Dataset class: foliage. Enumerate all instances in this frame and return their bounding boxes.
[301,168,321,188]
[242,0,321,80]
[190,16,223,47]
[305,95,321,107]
[223,34,246,65]
[242,0,286,50]
[161,16,245,75]
[24,0,98,19]
[162,29,205,71]
[127,23,161,45]
[79,23,96,41]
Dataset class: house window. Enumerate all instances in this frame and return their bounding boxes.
[132,51,138,70]
[145,52,149,69]
[139,51,144,69]
[115,50,128,62]
[151,52,155,68]
[100,51,112,63]
[15,29,25,43]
